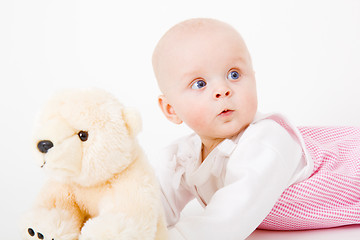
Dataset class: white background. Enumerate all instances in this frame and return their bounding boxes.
[1,0,360,239]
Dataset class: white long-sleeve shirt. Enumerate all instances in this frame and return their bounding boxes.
[156,113,314,239]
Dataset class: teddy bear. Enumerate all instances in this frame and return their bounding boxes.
[21,88,167,240]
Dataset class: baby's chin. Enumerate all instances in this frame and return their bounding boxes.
[224,122,250,137]
[209,127,246,141]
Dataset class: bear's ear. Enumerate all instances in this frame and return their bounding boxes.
[123,107,142,137]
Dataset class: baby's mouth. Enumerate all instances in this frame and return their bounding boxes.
[219,109,234,116]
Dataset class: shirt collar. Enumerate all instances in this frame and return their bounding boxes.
[186,131,243,186]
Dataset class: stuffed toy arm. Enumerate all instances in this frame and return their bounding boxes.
[78,158,167,240]
[21,181,84,240]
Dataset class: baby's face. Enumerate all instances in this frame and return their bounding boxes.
[155,20,258,142]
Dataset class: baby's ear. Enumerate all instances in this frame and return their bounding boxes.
[123,107,142,137]
[158,95,183,124]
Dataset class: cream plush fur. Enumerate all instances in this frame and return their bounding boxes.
[21,89,167,240]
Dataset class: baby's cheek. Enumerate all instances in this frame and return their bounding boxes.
[184,107,208,130]
[243,94,258,119]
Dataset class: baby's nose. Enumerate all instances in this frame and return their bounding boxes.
[37,140,54,153]
[214,88,231,99]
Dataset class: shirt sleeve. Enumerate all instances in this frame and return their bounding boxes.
[156,142,196,227]
[168,119,311,240]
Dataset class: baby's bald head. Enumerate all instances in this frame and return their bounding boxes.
[152,18,253,95]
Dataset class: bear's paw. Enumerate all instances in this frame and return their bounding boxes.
[21,208,80,240]
[27,227,53,240]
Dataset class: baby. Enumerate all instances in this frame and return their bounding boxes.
[152,18,360,239]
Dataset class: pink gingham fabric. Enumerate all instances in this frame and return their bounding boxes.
[259,126,360,230]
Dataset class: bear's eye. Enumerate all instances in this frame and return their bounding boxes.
[78,131,88,141]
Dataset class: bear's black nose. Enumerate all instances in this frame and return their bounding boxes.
[37,140,54,153]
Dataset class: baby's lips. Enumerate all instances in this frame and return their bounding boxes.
[218,109,234,116]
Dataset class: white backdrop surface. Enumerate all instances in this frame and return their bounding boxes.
[1,0,360,239]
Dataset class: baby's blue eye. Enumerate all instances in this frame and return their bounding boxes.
[191,79,207,89]
[227,70,240,80]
